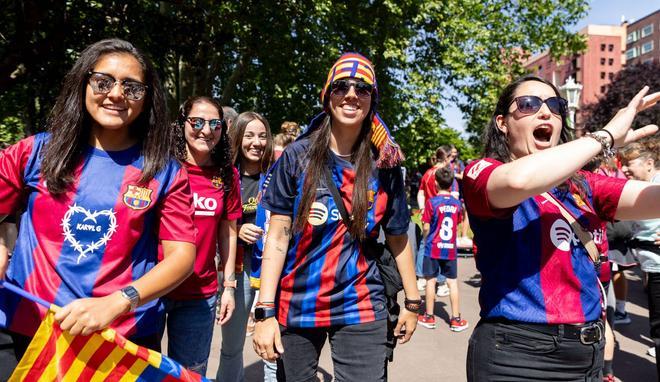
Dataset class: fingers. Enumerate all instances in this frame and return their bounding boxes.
[629,86,650,110]
[274,330,284,355]
[639,91,660,112]
[627,124,659,143]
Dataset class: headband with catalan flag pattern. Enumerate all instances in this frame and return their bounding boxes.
[301,52,404,168]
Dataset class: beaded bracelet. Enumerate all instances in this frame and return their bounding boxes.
[585,130,616,159]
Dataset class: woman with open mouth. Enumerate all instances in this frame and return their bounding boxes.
[463,75,660,381]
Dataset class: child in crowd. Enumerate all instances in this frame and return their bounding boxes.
[418,166,469,332]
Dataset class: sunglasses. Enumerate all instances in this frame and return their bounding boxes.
[88,72,148,101]
[330,79,373,99]
[509,95,567,116]
[186,117,223,131]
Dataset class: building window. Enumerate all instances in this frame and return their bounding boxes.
[608,58,614,66]
[600,72,606,79]
[642,24,654,38]
[600,43,606,51]
[642,40,654,54]
[600,85,606,93]
[608,72,614,80]
[626,47,639,60]
[600,57,606,65]
[608,44,614,52]
[643,58,654,65]
[627,30,639,44]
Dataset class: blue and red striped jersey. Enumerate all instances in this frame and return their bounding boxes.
[261,138,409,328]
[463,158,626,324]
[0,133,195,338]
[422,194,463,260]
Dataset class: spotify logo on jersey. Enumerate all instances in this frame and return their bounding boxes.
[308,202,329,226]
[550,219,573,252]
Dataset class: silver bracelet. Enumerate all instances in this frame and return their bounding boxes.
[585,131,616,159]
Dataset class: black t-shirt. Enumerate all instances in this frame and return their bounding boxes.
[238,172,260,248]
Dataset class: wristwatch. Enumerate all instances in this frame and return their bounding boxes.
[254,306,277,321]
[120,286,140,312]
[223,280,237,288]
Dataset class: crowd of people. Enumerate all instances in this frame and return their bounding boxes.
[0,38,659,382]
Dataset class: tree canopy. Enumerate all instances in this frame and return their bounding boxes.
[1,0,588,165]
[581,62,660,133]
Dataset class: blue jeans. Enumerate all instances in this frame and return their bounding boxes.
[416,240,446,283]
[163,294,217,376]
[217,271,277,382]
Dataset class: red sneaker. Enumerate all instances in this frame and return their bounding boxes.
[450,316,469,332]
[602,374,615,382]
[418,314,436,329]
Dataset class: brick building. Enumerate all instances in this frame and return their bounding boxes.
[523,25,626,106]
[625,9,660,65]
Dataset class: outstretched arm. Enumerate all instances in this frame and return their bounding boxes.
[487,88,660,210]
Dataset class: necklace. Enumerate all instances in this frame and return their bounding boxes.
[331,148,354,158]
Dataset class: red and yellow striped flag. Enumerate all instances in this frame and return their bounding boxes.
[10,308,208,382]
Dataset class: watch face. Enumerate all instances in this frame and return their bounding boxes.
[255,307,275,320]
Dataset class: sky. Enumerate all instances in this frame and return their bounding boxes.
[442,0,660,137]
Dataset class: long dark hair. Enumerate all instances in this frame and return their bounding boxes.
[172,96,234,192]
[293,114,376,242]
[41,38,169,194]
[229,112,274,173]
[483,75,586,195]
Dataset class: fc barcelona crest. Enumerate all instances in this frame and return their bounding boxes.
[123,185,153,210]
[572,193,587,210]
[212,176,224,188]
[367,190,375,210]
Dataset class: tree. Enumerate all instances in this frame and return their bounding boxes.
[581,62,660,132]
[0,0,589,165]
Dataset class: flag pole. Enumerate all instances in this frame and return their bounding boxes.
[0,280,51,309]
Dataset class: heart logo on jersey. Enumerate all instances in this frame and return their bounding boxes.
[61,204,118,264]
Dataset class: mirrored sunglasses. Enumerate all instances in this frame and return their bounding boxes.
[186,117,223,131]
[88,72,148,101]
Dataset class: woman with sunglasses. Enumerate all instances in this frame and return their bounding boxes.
[164,96,242,376]
[463,75,660,381]
[216,111,274,382]
[252,53,420,381]
[0,39,196,360]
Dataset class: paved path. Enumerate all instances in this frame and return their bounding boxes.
[202,259,656,381]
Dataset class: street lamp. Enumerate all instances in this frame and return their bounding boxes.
[559,76,583,134]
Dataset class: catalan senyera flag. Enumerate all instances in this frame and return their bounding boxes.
[10,308,208,382]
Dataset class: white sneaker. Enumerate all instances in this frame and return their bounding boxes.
[648,346,656,358]
[417,278,427,291]
[436,283,450,297]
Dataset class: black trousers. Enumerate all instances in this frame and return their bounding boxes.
[648,272,660,379]
[467,320,604,382]
[276,320,388,382]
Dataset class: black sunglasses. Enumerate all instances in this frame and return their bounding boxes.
[330,79,373,99]
[509,95,567,116]
[186,117,223,131]
[88,72,148,101]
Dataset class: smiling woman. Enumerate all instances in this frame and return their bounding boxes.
[0,39,197,368]
[251,53,421,381]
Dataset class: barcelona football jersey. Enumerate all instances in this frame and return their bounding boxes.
[261,138,410,328]
[463,158,626,324]
[0,133,195,338]
[422,194,463,260]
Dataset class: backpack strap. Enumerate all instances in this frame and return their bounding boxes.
[322,157,352,225]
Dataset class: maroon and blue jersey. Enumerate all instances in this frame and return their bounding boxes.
[422,194,463,260]
[261,138,409,328]
[463,158,626,324]
[0,133,195,338]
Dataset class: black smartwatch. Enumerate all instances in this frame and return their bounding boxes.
[254,306,277,321]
